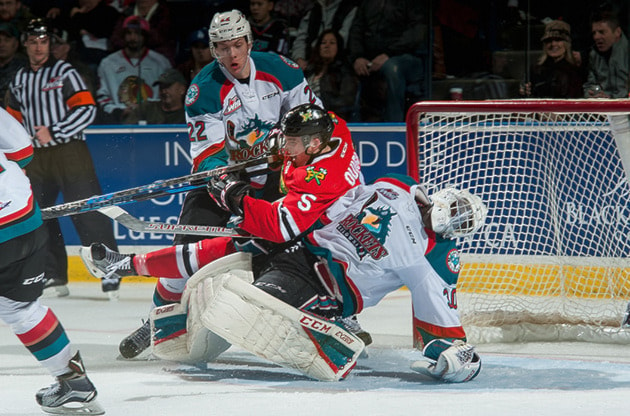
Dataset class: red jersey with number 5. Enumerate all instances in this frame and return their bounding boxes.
[238,113,362,243]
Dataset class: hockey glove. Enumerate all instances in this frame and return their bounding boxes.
[208,173,252,216]
[410,339,481,383]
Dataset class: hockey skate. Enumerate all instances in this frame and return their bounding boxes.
[119,319,151,359]
[337,315,373,346]
[42,277,70,298]
[80,243,136,300]
[36,351,104,415]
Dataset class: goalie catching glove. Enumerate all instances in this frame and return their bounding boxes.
[208,173,252,216]
[410,339,481,383]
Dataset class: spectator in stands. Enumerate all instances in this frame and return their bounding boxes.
[273,0,312,33]
[49,25,98,97]
[348,1,428,122]
[0,0,35,32]
[249,0,289,55]
[22,0,65,22]
[110,0,176,64]
[0,22,25,107]
[519,20,584,99]
[176,27,212,85]
[122,68,187,124]
[583,10,629,98]
[96,15,171,124]
[65,0,121,71]
[304,29,357,120]
[290,0,358,70]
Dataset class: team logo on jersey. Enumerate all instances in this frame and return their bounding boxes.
[227,116,275,161]
[377,188,399,201]
[279,55,299,69]
[42,76,64,91]
[185,84,200,106]
[224,96,242,115]
[446,249,461,273]
[118,76,153,105]
[304,166,327,185]
[336,193,394,260]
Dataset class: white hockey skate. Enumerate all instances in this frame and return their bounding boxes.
[80,243,136,300]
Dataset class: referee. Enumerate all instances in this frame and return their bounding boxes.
[6,18,119,299]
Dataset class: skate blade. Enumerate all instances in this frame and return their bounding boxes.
[41,398,105,415]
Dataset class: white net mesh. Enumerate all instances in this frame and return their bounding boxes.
[407,100,630,343]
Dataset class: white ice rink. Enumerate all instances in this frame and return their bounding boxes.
[2,282,630,416]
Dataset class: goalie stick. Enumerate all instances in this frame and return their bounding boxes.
[97,206,254,238]
[41,157,272,219]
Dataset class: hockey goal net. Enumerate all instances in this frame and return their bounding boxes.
[406,100,630,343]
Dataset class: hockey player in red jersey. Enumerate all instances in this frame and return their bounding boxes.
[0,107,103,414]
[101,8,322,357]
[80,104,367,355]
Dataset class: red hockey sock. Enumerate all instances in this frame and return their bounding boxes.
[134,237,236,278]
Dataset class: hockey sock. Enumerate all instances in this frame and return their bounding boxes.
[134,237,236,279]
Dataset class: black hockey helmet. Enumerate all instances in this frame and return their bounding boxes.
[24,18,49,40]
[280,103,334,146]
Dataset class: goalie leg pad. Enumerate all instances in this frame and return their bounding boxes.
[194,258,365,381]
[410,339,481,383]
[151,301,230,364]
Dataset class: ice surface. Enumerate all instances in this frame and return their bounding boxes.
[2,283,629,416]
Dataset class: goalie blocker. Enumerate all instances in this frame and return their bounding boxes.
[151,253,364,381]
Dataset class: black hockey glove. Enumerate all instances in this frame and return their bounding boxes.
[208,173,252,217]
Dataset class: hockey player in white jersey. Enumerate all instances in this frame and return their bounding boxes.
[240,174,488,382]
[0,107,103,414]
[116,9,323,358]
[143,174,486,382]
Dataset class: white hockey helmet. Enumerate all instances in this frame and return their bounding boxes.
[430,187,487,239]
[208,9,252,57]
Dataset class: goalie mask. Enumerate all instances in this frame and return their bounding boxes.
[208,10,252,58]
[279,104,334,158]
[429,188,487,239]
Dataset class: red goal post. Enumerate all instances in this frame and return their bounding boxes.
[406,99,630,343]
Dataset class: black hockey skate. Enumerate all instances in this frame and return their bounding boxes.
[338,315,373,346]
[36,351,104,415]
[119,319,151,359]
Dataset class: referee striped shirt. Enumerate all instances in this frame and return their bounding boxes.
[6,57,96,148]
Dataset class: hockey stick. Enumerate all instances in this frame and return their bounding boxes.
[98,206,254,238]
[41,157,272,219]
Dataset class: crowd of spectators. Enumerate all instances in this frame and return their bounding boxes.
[0,0,627,124]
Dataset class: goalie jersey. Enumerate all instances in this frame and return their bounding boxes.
[184,52,322,184]
[305,175,467,348]
[0,107,42,243]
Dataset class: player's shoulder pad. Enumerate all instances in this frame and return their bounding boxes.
[371,173,418,187]
[185,61,228,116]
[251,51,305,90]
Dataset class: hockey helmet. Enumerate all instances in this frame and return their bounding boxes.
[280,103,334,148]
[208,9,252,56]
[24,18,49,41]
[430,188,487,239]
